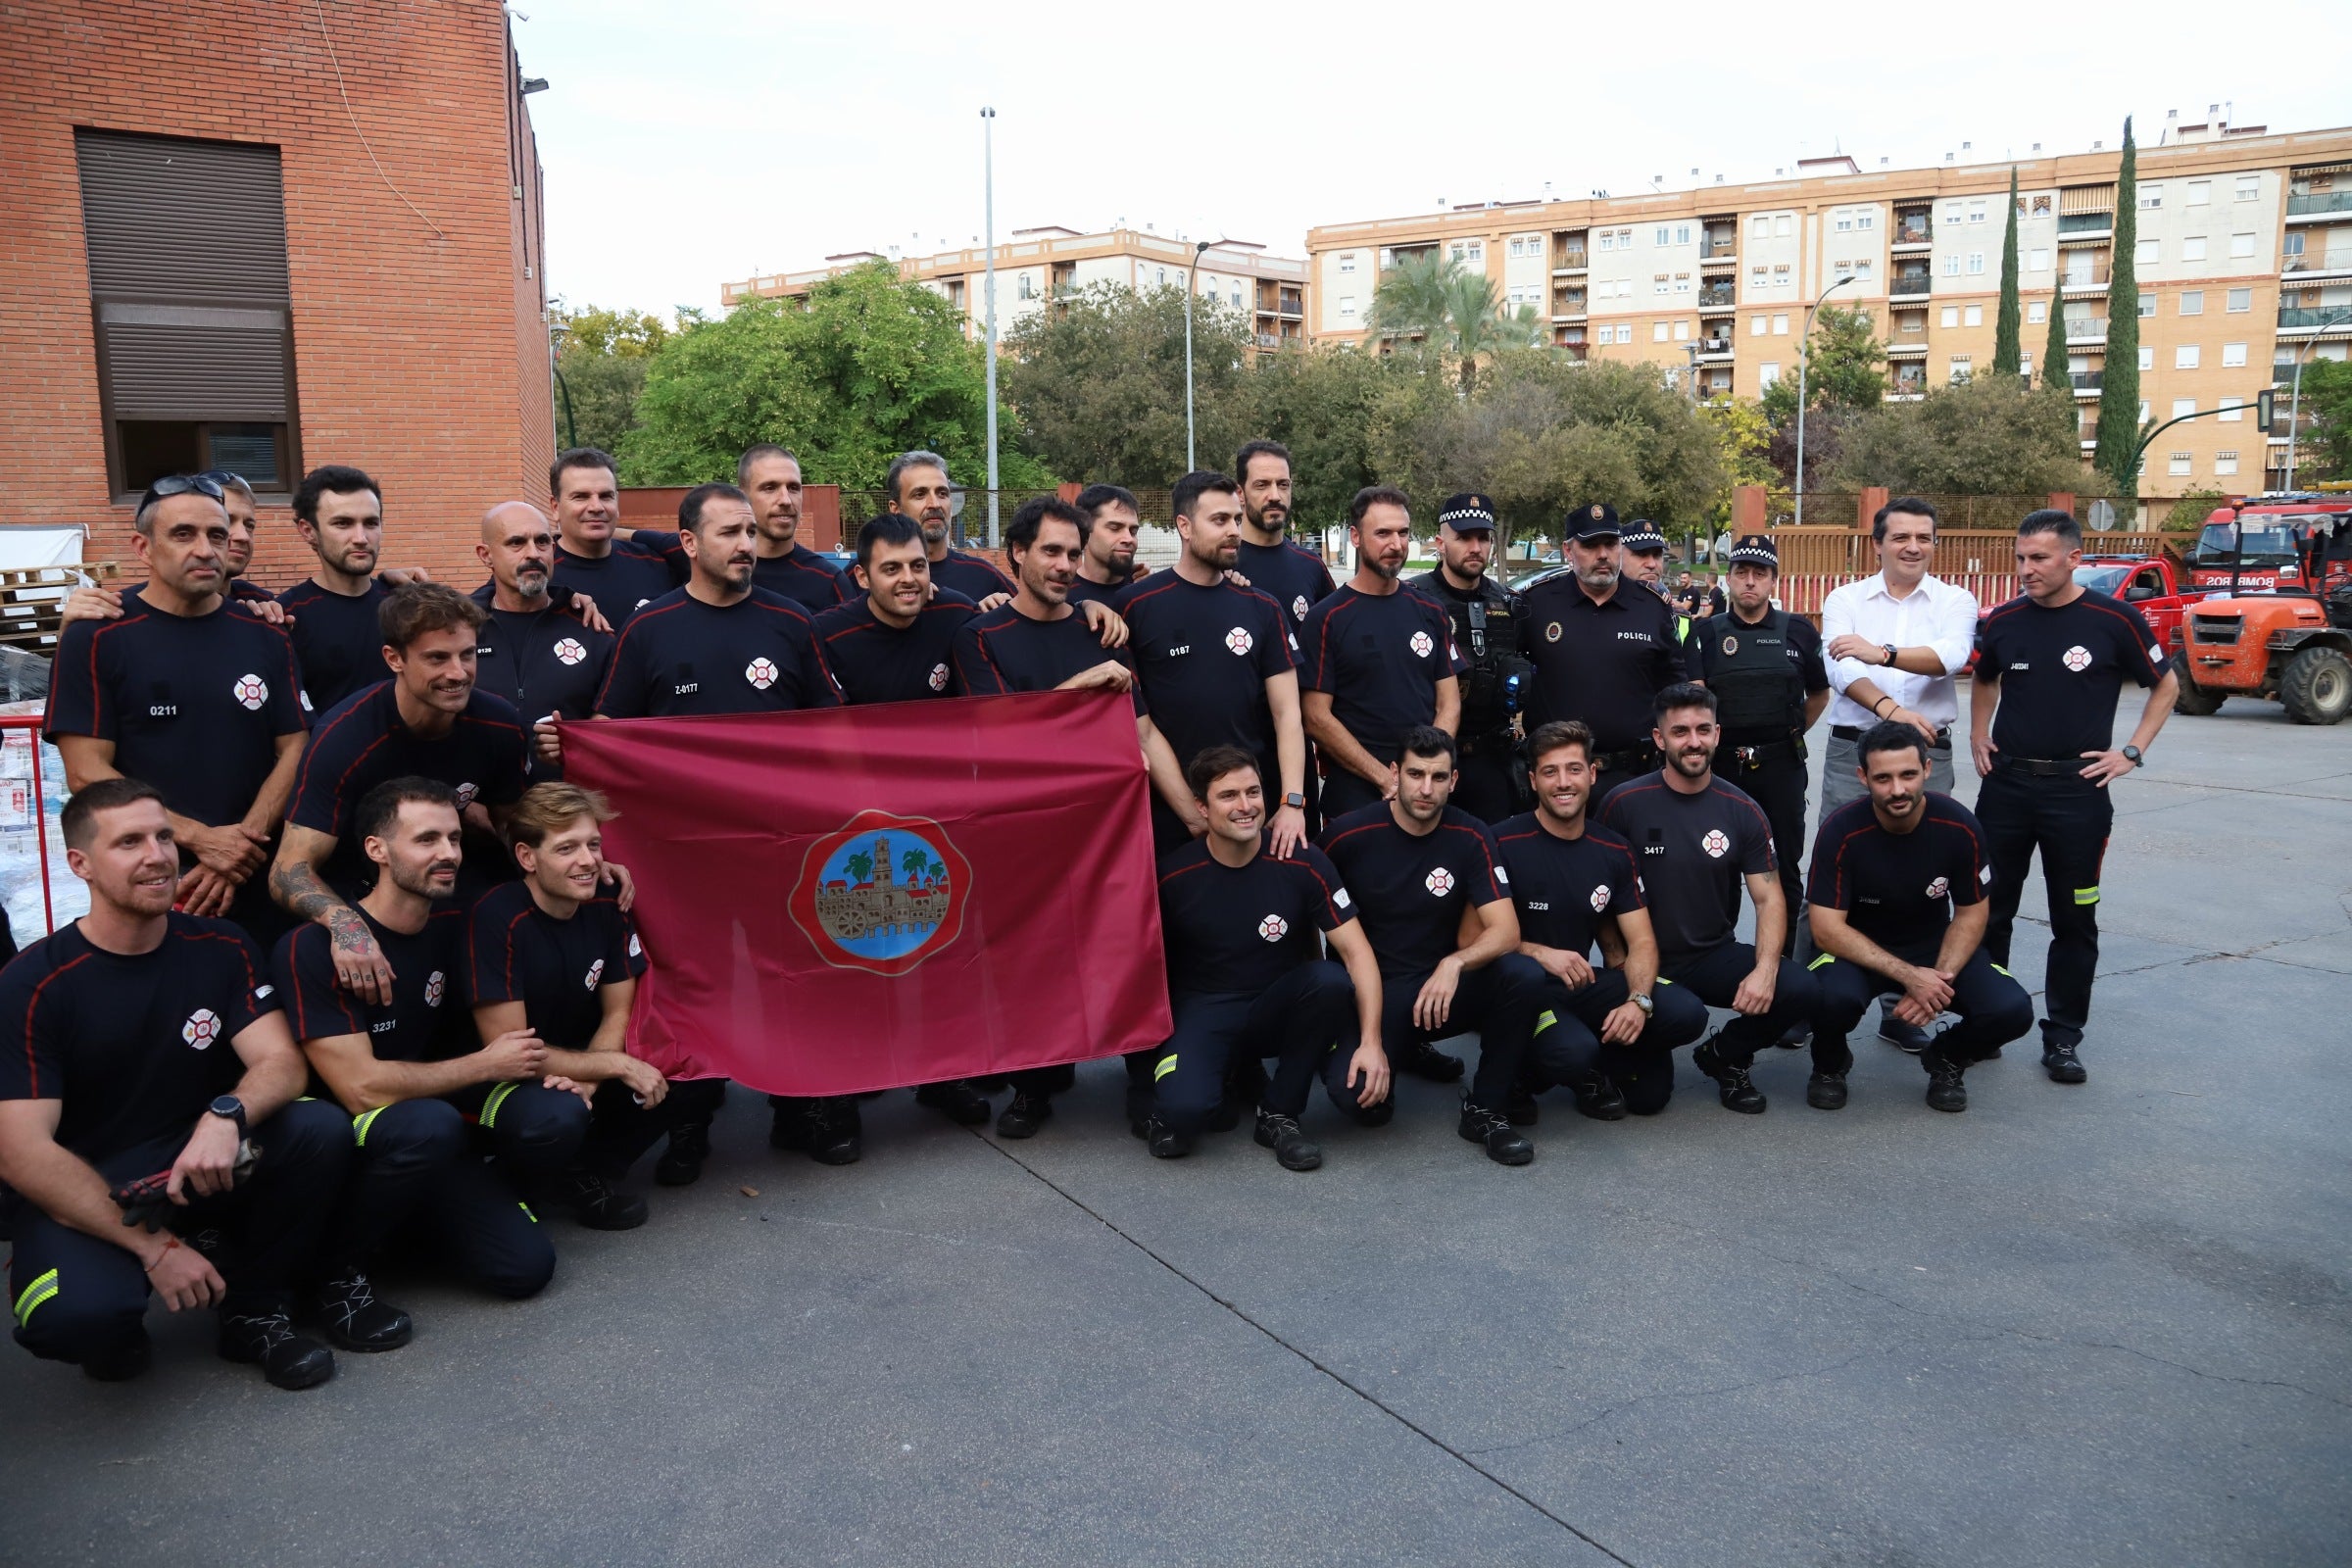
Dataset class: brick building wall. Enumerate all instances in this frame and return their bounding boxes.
[0,0,552,590]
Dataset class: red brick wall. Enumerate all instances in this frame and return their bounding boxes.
[0,0,552,590]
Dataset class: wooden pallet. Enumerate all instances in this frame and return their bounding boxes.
[0,564,121,654]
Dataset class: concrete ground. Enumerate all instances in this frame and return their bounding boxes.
[5,690,2348,1567]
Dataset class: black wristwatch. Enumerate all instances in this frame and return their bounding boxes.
[1284,792,1305,809]
[207,1094,247,1137]
[1881,643,1898,666]
[2121,744,2142,766]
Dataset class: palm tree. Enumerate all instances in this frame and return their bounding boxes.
[1369,254,1547,394]
[903,849,928,886]
[844,850,874,885]
[926,858,947,887]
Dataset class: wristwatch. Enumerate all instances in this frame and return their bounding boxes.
[1881,643,1898,666]
[207,1094,248,1137]
[1631,992,1654,1017]
[1284,792,1305,809]
[2121,744,2142,766]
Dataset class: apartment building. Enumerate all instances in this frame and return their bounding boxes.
[1307,119,2352,498]
[722,227,1311,352]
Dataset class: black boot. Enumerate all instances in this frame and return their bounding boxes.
[1457,1101,1535,1165]
[314,1269,413,1352]
[1252,1109,1322,1171]
[1394,1040,1465,1083]
[2041,1041,2087,1085]
[1143,1115,1192,1159]
[914,1081,993,1126]
[1570,1072,1628,1121]
[655,1120,711,1187]
[1693,1034,1768,1113]
[562,1169,649,1230]
[219,1301,336,1391]
[1805,1071,1848,1110]
[1924,1036,1970,1111]
[996,1092,1053,1140]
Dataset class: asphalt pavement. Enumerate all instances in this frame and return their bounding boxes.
[4,689,2347,1567]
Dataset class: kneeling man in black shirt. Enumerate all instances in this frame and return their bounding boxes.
[1148,746,1387,1170]
[0,779,349,1389]
[1806,722,2034,1111]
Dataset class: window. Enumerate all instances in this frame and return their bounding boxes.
[2021,353,2034,378]
[1338,253,1356,273]
[1654,273,1670,295]
[1940,305,1959,327]
[2181,236,2207,262]
[2173,399,2196,418]
[2235,174,2259,201]
[1618,229,1632,245]
[1774,215,1792,237]
[2220,396,2244,421]
[2222,342,2247,368]
[1653,321,1670,342]
[2028,247,2050,270]
[2139,184,2164,210]
[1948,355,1973,383]
[1964,304,1984,326]
[1616,323,1635,344]
[2029,301,2046,322]
[2139,291,2157,318]
[2212,450,2239,475]
[1339,295,1356,318]
[2187,180,2211,206]
[1749,215,1769,239]
[2140,402,2152,421]
[1942,254,1962,276]
[1673,274,1691,293]
[1759,361,1781,388]
[1598,232,1614,251]
[1967,252,1986,274]
[2139,347,2154,370]
[1449,243,1466,263]
[1467,240,1483,261]
[1673,319,1690,340]
[2228,287,2252,313]
[1231,287,1242,308]
[1751,314,1769,335]
[2180,290,2204,315]
[1853,260,1873,278]
[1617,278,1635,297]
[1655,227,1672,246]
[1968,200,1987,223]
[1507,238,1522,259]
[2135,238,2159,266]
[1750,265,1768,286]
[1773,264,1791,283]
[2230,232,2257,258]
[1858,212,1875,230]
[1154,268,1165,286]
[2285,231,2306,258]
[1835,213,1853,232]
[2176,345,2200,368]
[1676,224,1691,245]
[2168,453,2193,476]
[74,129,300,496]
[1772,313,1788,335]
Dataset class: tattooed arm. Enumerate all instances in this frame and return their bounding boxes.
[270,824,396,1005]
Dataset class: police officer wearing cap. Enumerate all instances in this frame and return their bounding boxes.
[1619,521,1694,652]
[1407,493,1531,824]
[1685,534,1829,956]
[1517,503,1692,812]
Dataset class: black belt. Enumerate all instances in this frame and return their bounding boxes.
[1994,754,2085,778]
[1458,731,1516,760]
[1595,744,1657,774]
[1729,737,1803,767]
[1833,723,1951,749]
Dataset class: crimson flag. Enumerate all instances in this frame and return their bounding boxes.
[558,690,1172,1096]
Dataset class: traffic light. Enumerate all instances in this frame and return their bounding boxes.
[2257,387,2276,433]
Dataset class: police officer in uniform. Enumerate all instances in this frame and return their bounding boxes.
[1408,493,1531,824]
[1684,535,1829,957]
[1619,520,1694,655]
[1517,504,1691,812]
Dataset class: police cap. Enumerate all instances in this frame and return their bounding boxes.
[1726,533,1780,568]
[1620,521,1667,554]
[1566,502,1620,541]
[1437,493,1497,534]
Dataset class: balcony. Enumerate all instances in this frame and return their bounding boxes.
[1254,332,1283,349]
[2284,252,2352,280]
[2066,318,2110,343]
[1693,337,1734,363]
[1701,243,1738,267]
[1697,283,1736,309]
[1888,273,1935,299]
[2278,305,2352,331]
[2058,211,2114,234]
[1890,220,1933,251]
[2061,265,2113,296]
[1886,340,1930,357]
[2072,370,2104,396]
[2286,190,2352,219]
[1553,251,1589,274]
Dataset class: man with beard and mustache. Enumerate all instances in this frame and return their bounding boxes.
[953,496,1196,1141]
[1406,493,1532,824]
[469,503,614,783]
[1233,440,1336,630]
[1805,724,2031,1113]
[275,779,587,1349]
[1493,720,1710,1121]
[1068,483,1146,608]
[1618,521,1692,652]
[1598,684,1819,1114]
[278,466,396,713]
[622,446,847,613]
[271,585,533,1007]
[1298,487,1463,821]
[1518,505,1692,813]
[837,452,1014,609]
[47,476,308,941]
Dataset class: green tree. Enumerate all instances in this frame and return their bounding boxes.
[1832,375,2084,494]
[1993,169,2023,378]
[902,849,927,885]
[1368,254,1544,396]
[2042,290,2072,393]
[1236,346,1416,531]
[619,264,1054,491]
[2292,357,2352,482]
[1759,304,1886,426]
[550,302,671,455]
[1698,396,1778,528]
[2092,118,2143,492]
[999,283,1252,487]
[844,851,873,885]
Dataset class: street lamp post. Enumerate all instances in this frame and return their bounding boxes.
[1186,238,1211,472]
[2283,304,2352,490]
[1792,270,1859,526]
[981,107,1000,548]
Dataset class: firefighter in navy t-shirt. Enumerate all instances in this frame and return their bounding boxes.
[0,780,348,1390]
[1233,439,1337,632]
[549,447,676,630]
[277,465,399,715]
[1494,720,1711,1120]
[272,584,533,1004]
[1598,684,1822,1115]
[1299,487,1465,820]
[813,514,980,708]
[46,477,309,943]
[1970,511,2178,1086]
[1807,723,2034,1113]
[275,777,590,1342]
[468,503,614,782]
[1147,746,1387,1170]
[466,784,692,1230]
[1069,483,1148,608]
[832,451,1016,608]
[1316,726,1543,1165]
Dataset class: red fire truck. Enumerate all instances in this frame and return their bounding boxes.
[2184,488,2352,593]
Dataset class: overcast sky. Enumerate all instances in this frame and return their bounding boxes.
[514,0,2348,319]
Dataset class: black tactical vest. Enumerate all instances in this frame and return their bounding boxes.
[1706,610,1806,738]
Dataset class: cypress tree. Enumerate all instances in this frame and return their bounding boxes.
[2092,117,2141,494]
[2043,289,2071,393]
[1993,168,2023,377]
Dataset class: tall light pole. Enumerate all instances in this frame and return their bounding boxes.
[981,107,1000,547]
[1792,270,1858,526]
[1186,238,1211,472]
[2283,304,2352,490]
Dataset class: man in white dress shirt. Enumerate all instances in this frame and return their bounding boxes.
[1803,496,1980,1051]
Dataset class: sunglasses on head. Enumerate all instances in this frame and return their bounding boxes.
[143,473,226,508]
[196,469,249,491]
